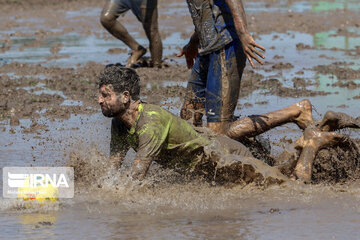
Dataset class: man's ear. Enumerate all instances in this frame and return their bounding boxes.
[121,91,131,104]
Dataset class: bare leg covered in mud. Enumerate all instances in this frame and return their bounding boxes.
[318,110,360,132]
[276,110,360,182]
[292,111,360,182]
[182,99,314,137]
[183,99,360,183]
[227,99,314,140]
[140,6,162,67]
[100,0,162,67]
[293,128,349,182]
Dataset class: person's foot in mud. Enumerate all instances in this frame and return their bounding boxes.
[152,60,163,69]
[294,127,348,182]
[293,99,314,130]
[126,46,147,68]
[317,111,360,132]
[227,99,314,140]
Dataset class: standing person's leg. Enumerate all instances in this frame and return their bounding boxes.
[180,55,209,127]
[227,99,314,140]
[140,0,163,67]
[206,40,246,134]
[100,0,146,67]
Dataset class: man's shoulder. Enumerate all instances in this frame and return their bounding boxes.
[140,103,175,120]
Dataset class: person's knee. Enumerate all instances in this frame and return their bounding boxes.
[100,12,116,29]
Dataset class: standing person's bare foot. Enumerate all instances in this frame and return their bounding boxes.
[318,111,360,132]
[293,99,314,130]
[126,46,147,68]
[152,60,162,68]
[294,127,347,182]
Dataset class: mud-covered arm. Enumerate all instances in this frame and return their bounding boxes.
[110,118,130,170]
[131,158,153,181]
[130,125,166,181]
[224,0,265,68]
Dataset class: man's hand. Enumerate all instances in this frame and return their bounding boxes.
[177,32,199,69]
[224,0,265,68]
[177,43,198,69]
[131,159,151,181]
[240,33,266,68]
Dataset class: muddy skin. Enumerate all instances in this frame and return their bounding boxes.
[1,2,360,238]
[245,109,360,183]
[100,1,142,55]
[0,0,359,186]
[318,110,360,132]
[275,110,360,182]
[100,0,162,68]
[227,99,313,140]
[126,46,147,68]
[180,100,204,127]
[294,128,350,182]
[140,6,163,67]
[225,0,266,67]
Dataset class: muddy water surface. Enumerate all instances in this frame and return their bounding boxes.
[1,0,360,239]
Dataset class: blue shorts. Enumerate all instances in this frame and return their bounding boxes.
[109,0,157,22]
[185,40,246,122]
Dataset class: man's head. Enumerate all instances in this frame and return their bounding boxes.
[98,65,140,117]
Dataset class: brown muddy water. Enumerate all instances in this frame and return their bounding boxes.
[1,0,360,239]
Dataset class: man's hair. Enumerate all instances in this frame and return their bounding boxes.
[98,64,140,100]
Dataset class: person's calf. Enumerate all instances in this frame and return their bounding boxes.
[294,127,348,182]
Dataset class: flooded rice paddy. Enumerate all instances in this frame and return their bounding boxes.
[0,0,360,239]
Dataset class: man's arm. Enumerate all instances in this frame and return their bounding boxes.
[110,118,130,170]
[225,0,265,68]
[131,158,153,181]
[130,123,166,181]
[177,31,199,69]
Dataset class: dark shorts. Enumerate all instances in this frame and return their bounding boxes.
[108,0,157,22]
[185,39,246,122]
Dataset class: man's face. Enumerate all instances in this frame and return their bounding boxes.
[98,85,126,117]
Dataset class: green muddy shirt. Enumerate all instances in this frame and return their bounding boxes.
[110,103,211,176]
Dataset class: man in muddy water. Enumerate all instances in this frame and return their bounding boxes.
[100,0,162,68]
[97,65,360,183]
[178,0,265,135]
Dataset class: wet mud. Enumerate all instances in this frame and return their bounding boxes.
[0,0,358,179]
[1,0,360,238]
[0,0,359,186]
